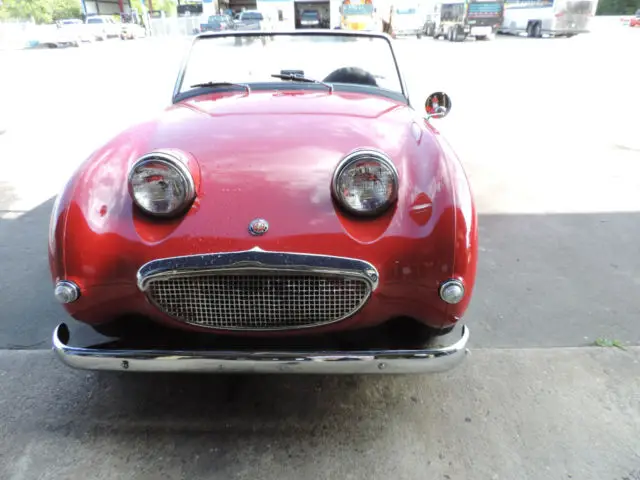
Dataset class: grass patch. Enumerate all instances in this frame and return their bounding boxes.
[593,338,626,351]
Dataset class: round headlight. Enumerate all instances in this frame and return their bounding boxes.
[128,151,196,217]
[332,149,399,216]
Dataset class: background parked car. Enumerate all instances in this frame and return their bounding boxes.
[58,19,95,43]
[235,10,268,31]
[85,15,121,40]
[37,23,83,48]
[120,22,146,39]
[298,9,322,28]
[200,14,236,32]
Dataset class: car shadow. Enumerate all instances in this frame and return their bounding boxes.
[0,195,81,349]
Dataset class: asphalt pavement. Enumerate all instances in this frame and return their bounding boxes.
[0,26,639,479]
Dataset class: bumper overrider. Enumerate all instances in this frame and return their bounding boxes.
[52,249,470,374]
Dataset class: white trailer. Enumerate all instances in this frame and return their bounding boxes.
[389,1,426,37]
[499,0,599,37]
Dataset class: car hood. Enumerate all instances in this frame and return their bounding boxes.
[149,90,425,178]
[132,91,442,233]
[83,89,449,248]
[61,89,456,282]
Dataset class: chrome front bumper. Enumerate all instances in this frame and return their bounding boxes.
[52,323,470,374]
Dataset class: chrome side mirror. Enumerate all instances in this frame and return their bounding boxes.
[425,92,452,120]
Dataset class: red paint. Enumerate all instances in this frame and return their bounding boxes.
[49,89,478,336]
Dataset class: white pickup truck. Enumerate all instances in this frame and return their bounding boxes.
[58,19,96,43]
[85,15,121,41]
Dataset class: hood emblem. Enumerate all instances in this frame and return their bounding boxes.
[248,218,269,236]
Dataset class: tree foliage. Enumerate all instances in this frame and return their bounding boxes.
[597,0,640,15]
[128,0,176,18]
[156,0,177,17]
[0,0,81,23]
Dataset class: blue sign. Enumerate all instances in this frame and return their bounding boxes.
[504,0,554,8]
[343,4,374,15]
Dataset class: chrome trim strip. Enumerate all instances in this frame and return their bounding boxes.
[410,203,432,211]
[52,323,470,374]
[136,248,380,292]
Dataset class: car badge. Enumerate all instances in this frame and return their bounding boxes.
[248,218,269,236]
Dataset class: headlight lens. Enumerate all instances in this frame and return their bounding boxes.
[128,151,196,217]
[332,149,399,216]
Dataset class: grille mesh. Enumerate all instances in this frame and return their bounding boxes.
[147,273,371,330]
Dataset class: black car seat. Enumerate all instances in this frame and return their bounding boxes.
[323,67,378,87]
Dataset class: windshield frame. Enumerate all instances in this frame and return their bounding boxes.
[171,30,409,105]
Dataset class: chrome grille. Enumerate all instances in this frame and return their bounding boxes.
[146,273,371,330]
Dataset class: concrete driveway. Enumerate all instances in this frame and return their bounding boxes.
[0,27,638,479]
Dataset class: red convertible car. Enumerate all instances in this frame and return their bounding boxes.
[50,30,478,374]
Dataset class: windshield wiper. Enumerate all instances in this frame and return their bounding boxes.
[190,82,251,93]
[271,73,333,93]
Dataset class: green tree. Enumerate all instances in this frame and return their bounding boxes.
[597,0,640,15]
[0,0,53,23]
[156,0,177,17]
[51,0,82,21]
[0,0,81,23]
[127,0,175,18]
[128,0,143,16]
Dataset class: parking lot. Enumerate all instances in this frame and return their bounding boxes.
[0,25,639,479]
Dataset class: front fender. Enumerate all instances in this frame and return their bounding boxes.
[434,133,479,323]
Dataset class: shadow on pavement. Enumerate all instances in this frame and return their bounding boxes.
[0,196,69,349]
[469,211,640,348]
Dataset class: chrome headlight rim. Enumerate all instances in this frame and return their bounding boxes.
[128,149,196,218]
[331,147,400,217]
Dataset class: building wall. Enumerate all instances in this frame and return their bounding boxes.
[255,0,344,28]
[329,0,341,27]
[83,0,132,15]
[256,0,296,28]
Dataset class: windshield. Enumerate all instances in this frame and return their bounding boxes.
[87,18,104,24]
[302,11,320,18]
[396,8,418,14]
[178,33,402,97]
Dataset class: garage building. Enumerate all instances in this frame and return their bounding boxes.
[255,0,343,29]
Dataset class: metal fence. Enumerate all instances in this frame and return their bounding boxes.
[149,15,205,37]
[0,21,37,50]
[145,14,628,37]
[147,15,290,37]
[0,15,632,49]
